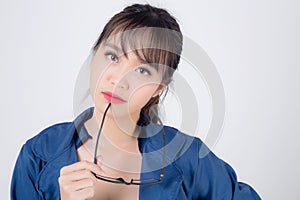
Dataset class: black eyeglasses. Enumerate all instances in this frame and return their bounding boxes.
[93,103,166,185]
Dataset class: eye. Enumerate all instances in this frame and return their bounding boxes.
[105,52,119,63]
[135,66,151,76]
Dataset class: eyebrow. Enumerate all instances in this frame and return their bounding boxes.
[104,42,123,53]
[104,42,159,72]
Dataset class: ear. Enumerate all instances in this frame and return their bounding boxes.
[152,84,166,98]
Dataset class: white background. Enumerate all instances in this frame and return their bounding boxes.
[1,0,299,199]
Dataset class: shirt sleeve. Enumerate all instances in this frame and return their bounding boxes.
[192,138,262,200]
[10,143,43,200]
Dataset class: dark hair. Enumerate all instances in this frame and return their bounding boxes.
[92,3,183,124]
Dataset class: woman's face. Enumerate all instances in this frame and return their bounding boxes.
[89,39,165,123]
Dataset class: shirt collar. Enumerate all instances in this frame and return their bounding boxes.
[73,107,153,149]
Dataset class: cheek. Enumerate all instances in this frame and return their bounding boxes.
[128,84,159,110]
[89,57,109,99]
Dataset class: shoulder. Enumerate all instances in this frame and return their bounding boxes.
[163,125,203,147]
[162,125,220,169]
[161,125,205,162]
[23,121,76,161]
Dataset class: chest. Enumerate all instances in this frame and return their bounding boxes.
[77,145,142,200]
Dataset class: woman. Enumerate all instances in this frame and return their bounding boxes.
[11,3,261,200]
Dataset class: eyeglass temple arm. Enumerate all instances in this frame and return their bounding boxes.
[93,103,111,164]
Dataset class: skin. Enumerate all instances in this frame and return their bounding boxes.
[59,36,166,199]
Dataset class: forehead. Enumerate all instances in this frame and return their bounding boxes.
[101,29,151,54]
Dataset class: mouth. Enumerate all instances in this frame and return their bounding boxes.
[101,91,126,104]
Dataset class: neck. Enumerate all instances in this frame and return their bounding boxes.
[84,106,141,151]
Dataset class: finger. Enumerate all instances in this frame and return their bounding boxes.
[72,178,95,192]
[60,177,95,193]
[60,161,103,176]
[60,169,97,183]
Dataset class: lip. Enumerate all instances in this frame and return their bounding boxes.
[101,91,126,104]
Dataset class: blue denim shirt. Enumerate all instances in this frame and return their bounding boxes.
[11,107,261,199]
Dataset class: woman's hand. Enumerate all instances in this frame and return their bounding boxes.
[58,160,104,200]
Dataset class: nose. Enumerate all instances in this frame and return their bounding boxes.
[106,64,130,90]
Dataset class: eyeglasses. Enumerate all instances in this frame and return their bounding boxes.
[93,103,166,185]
